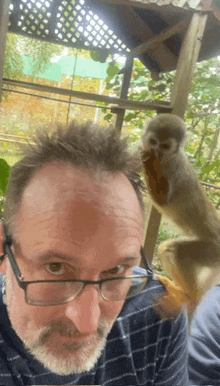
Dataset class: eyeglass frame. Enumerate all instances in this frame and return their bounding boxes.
[0,222,153,305]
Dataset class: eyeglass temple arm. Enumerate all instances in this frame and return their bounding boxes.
[0,223,23,281]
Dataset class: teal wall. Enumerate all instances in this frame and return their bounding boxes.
[22,56,108,82]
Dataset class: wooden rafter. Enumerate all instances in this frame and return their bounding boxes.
[2,78,172,112]
[130,16,191,57]
[95,0,196,13]
[171,12,208,117]
[118,5,177,73]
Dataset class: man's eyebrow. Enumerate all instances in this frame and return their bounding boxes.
[116,256,138,264]
[34,251,76,263]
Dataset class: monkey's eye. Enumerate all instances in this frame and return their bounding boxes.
[149,138,157,145]
[160,143,170,150]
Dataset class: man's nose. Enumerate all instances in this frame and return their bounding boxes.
[64,284,101,334]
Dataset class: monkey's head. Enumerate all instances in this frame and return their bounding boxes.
[142,114,187,160]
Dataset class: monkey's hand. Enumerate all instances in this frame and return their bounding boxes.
[155,274,191,320]
[141,148,169,205]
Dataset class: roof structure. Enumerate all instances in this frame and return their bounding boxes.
[7,0,220,74]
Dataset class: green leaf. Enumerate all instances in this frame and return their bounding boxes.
[104,113,113,121]
[124,113,137,122]
[90,50,108,63]
[202,162,219,175]
[0,158,10,194]
[107,65,119,77]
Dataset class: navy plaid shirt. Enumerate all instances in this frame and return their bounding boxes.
[0,270,188,385]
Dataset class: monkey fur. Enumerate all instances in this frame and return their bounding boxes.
[141,114,220,311]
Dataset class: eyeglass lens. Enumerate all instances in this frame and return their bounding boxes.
[26,276,149,306]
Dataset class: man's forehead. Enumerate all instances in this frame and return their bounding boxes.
[13,163,144,260]
[21,162,142,211]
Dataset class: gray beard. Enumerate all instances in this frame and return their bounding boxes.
[19,318,110,375]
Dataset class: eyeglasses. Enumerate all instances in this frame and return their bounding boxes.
[1,223,153,306]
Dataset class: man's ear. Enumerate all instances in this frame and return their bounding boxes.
[0,223,6,275]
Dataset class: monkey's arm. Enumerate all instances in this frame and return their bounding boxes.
[141,150,169,205]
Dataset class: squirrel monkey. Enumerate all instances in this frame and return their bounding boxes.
[141,114,220,313]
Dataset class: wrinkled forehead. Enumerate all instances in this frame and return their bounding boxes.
[12,163,144,261]
[14,162,144,234]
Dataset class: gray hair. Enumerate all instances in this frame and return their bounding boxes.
[3,121,146,236]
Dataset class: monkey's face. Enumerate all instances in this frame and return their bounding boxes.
[142,131,179,162]
[142,114,187,162]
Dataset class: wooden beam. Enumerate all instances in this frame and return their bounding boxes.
[143,203,162,265]
[210,2,220,24]
[96,0,193,14]
[171,12,208,118]
[3,78,172,112]
[130,17,191,57]
[115,56,133,132]
[120,6,177,73]
[0,0,10,102]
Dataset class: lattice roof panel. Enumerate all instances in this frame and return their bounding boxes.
[8,0,220,74]
[8,0,130,54]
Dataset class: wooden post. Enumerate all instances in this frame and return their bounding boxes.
[0,0,10,102]
[115,55,133,132]
[143,204,162,265]
[171,12,208,118]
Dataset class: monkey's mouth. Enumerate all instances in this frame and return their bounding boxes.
[141,148,152,162]
[157,151,164,162]
[150,149,163,162]
[141,148,164,164]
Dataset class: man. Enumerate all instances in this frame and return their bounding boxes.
[188,285,220,385]
[0,121,188,385]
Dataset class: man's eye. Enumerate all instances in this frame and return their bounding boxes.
[46,263,65,275]
[103,265,125,276]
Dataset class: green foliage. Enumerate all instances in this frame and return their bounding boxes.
[90,50,109,63]
[103,58,174,130]
[0,159,10,219]
[4,34,24,79]
[202,160,220,176]
[18,37,64,78]
[156,228,177,246]
[0,159,10,195]
[188,58,220,116]
[103,56,220,206]
[104,113,113,121]
[106,63,120,77]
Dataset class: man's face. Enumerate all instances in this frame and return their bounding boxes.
[0,162,144,375]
